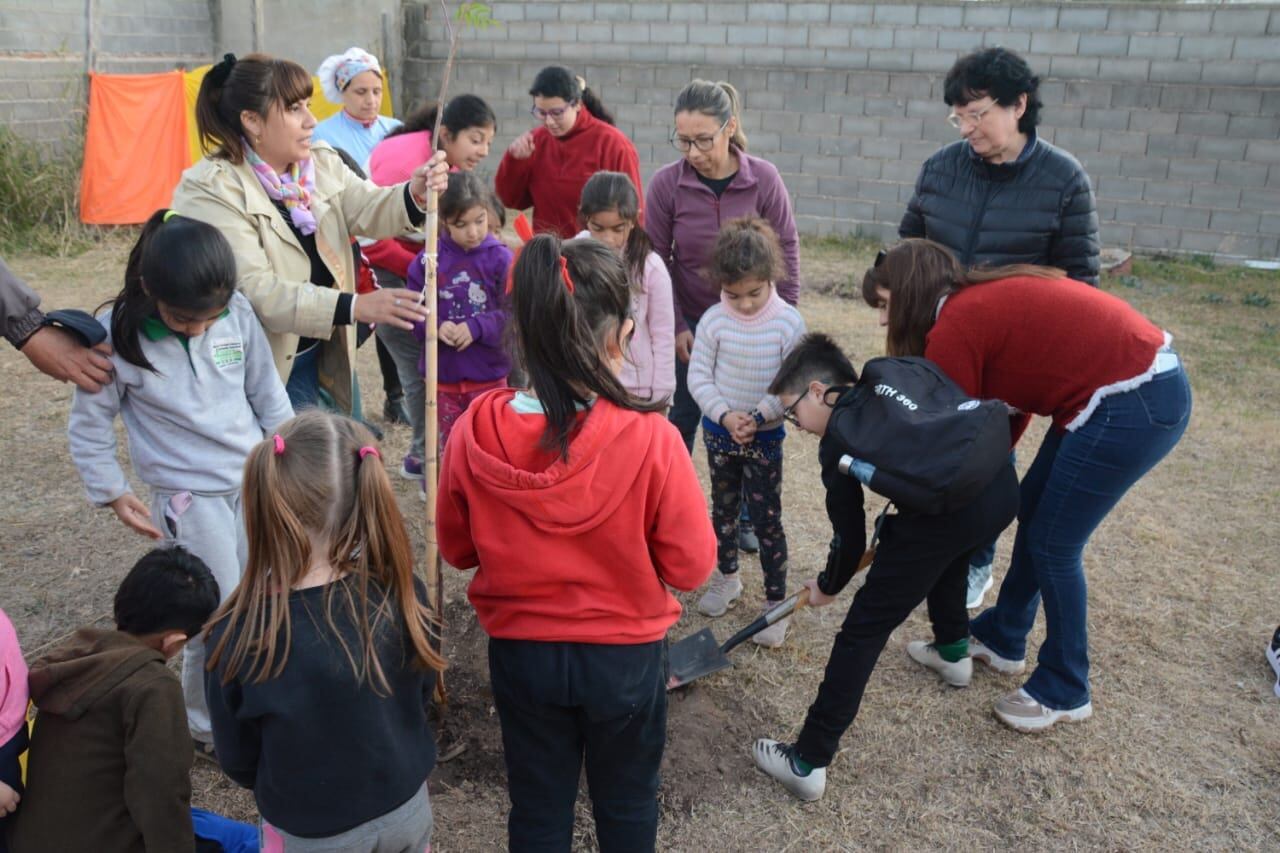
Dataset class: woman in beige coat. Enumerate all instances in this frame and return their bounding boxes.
[172,52,447,414]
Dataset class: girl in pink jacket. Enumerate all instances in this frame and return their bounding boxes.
[575,171,676,406]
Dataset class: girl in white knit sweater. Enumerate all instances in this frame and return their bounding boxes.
[688,217,806,646]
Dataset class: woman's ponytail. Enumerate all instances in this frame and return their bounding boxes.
[718,81,748,150]
[578,85,616,126]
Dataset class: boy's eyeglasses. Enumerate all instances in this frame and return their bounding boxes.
[531,101,577,121]
[670,119,730,153]
[946,102,995,130]
[781,399,801,427]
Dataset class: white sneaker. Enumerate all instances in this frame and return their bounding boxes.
[969,637,1027,675]
[994,688,1092,733]
[752,739,826,801]
[696,571,743,617]
[752,603,789,648]
[906,641,972,687]
[966,563,994,609]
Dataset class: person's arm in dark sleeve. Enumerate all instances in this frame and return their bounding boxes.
[1048,171,1101,287]
[815,435,868,597]
[899,166,927,239]
[0,256,43,348]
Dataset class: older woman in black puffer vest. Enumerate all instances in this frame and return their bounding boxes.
[901,48,1100,287]
[899,47,1100,613]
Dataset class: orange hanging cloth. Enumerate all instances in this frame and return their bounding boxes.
[80,71,190,225]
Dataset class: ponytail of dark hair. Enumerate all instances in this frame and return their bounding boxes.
[385,93,498,141]
[530,66,616,126]
[577,171,651,290]
[511,235,663,457]
[195,53,313,164]
[108,210,238,373]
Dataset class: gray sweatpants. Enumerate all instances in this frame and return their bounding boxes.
[261,782,433,852]
[373,269,426,461]
[149,488,246,743]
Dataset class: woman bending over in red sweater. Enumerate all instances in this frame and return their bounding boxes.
[866,239,1191,733]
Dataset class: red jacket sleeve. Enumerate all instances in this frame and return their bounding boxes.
[364,238,418,281]
[436,423,479,570]
[646,427,716,591]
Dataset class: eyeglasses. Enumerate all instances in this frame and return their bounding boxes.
[781,398,801,427]
[670,119,729,153]
[946,103,996,130]
[531,101,577,121]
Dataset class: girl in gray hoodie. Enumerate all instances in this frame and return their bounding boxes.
[67,209,293,756]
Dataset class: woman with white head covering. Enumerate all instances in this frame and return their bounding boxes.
[313,47,402,170]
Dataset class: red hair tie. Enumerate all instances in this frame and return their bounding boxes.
[272,434,285,455]
[505,213,535,296]
[558,255,575,294]
[358,446,381,461]
[513,212,534,243]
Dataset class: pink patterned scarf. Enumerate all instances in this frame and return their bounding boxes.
[243,138,318,235]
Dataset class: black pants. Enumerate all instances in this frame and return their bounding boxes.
[669,315,700,453]
[0,726,28,853]
[489,638,667,853]
[708,446,787,599]
[794,465,1020,768]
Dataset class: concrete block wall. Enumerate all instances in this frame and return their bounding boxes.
[0,0,399,152]
[404,0,1280,261]
[0,0,212,148]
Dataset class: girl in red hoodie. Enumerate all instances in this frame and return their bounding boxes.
[437,235,715,852]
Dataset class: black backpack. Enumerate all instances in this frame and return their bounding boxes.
[827,356,1012,515]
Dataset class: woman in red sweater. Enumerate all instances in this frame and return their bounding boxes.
[437,235,715,851]
[865,240,1191,732]
[495,66,642,238]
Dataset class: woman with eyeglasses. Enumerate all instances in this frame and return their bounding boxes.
[900,47,1101,612]
[645,80,801,459]
[494,66,641,239]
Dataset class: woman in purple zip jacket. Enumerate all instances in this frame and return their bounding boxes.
[645,80,801,456]
[645,79,801,557]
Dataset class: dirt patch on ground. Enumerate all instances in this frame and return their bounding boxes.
[4,238,1279,850]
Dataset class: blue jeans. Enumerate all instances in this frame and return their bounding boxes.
[286,345,362,417]
[285,345,321,411]
[971,364,1192,710]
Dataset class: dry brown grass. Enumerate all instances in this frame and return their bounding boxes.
[3,237,1278,851]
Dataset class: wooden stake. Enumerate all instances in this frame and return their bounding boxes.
[421,0,462,707]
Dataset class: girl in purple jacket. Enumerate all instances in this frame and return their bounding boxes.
[408,171,513,447]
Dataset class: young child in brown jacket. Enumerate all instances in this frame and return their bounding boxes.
[6,547,218,853]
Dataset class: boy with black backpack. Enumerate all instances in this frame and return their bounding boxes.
[751,334,1019,801]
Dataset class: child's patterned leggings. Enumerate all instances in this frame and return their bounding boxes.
[707,448,788,600]
[438,378,506,449]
